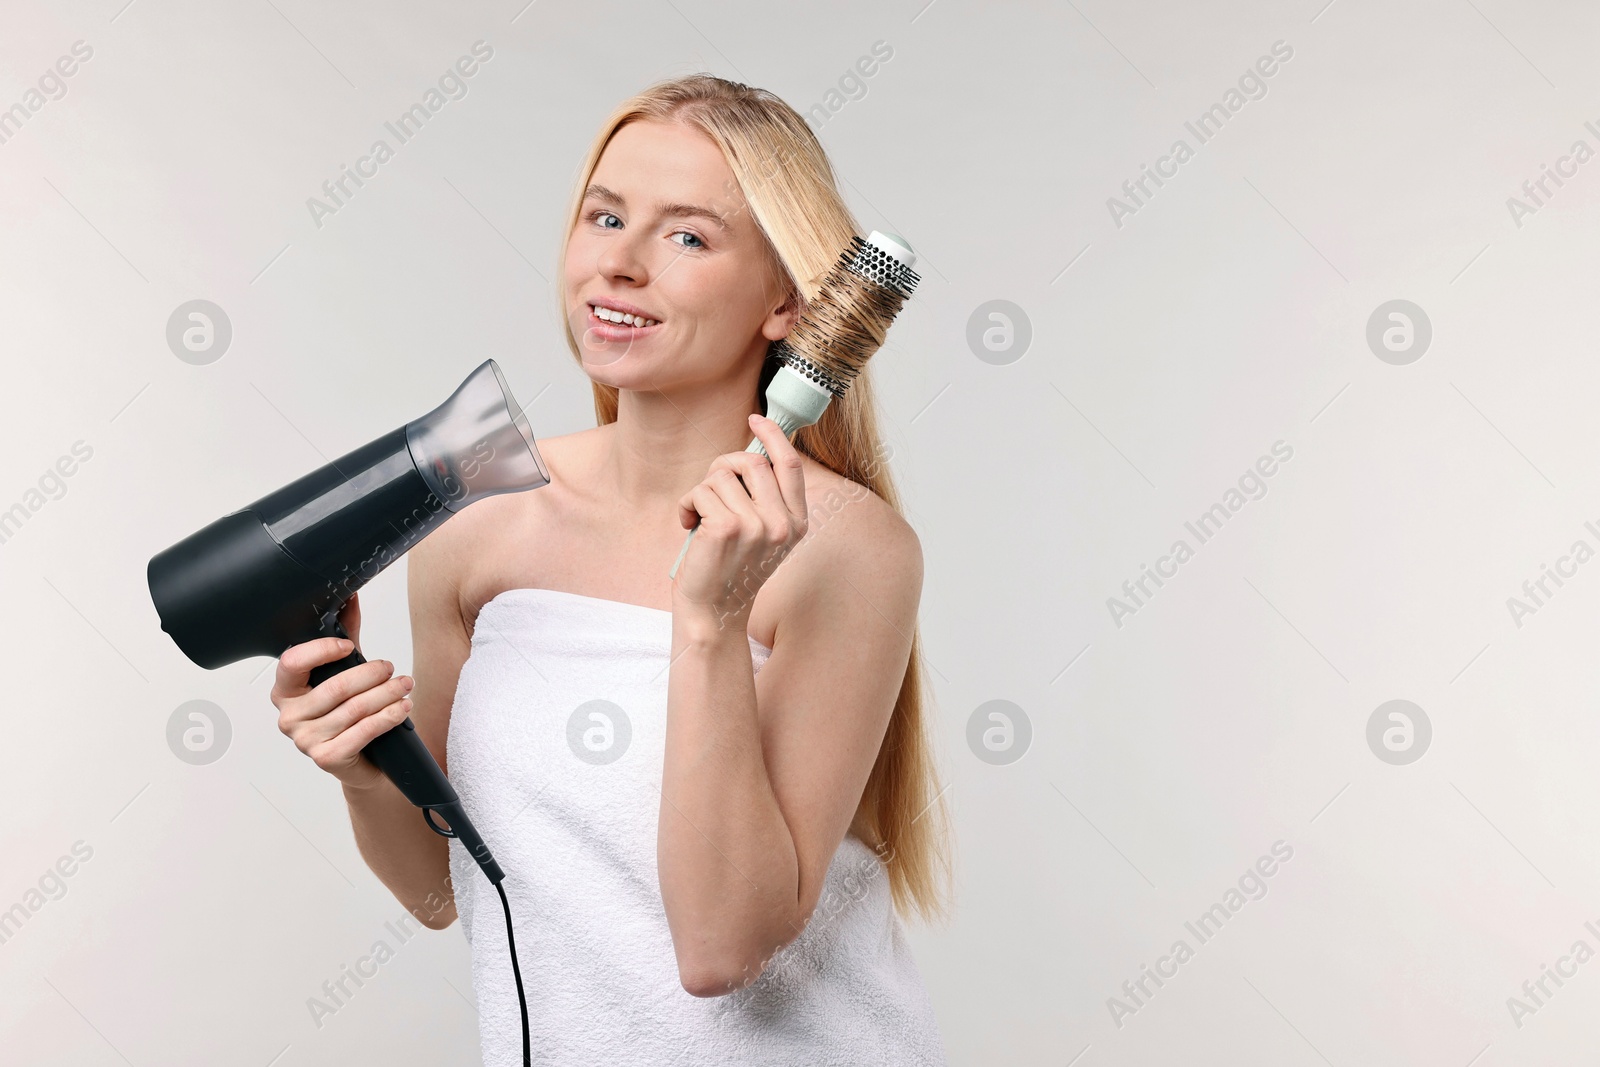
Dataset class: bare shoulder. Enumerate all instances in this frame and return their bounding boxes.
[761,456,923,628]
[800,459,919,569]
[410,426,601,630]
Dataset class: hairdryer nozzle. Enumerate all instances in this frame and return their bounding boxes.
[407,360,550,510]
[148,359,550,668]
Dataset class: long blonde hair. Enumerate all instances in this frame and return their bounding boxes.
[555,74,952,924]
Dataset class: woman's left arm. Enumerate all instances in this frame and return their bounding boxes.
[662,414,921,998]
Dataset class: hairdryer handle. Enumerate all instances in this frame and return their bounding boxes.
[304,622,504,883]
[307,642,369,688]
[306,630,457,809]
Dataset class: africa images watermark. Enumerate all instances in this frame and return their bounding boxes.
[1505,118,1600,230]
[1505,916,1600,1030]
[305,874,455,1029]
[0,440,94,548]
[1503,515,1600,629]
[1107,440,1294,629]
[803,40,895,131]
[1106,39,1295,229]
[322,433,500,608]
[0,39,94,148]
[1106,839,1295,1029]
[306,40,494,229]
[0,840,95,948]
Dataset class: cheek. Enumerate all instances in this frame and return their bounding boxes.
[561,246,583,303]
[564,233,595,278]
[695,268,767,330]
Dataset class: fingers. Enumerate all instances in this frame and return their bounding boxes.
[297,672,415,751]
[704,451,781,513]
[708,467,761,525]
[705,453,800,545]
[683,480,737,539]
[678,484,705,530]
[338,593,362,647]
[678,467,753,529]
[273,637,355,697]
[277,657,394,727]
[306,695,414,773]
[675,415,807,539]
[747,414,806,522]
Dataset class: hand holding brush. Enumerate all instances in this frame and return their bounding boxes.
[668,230,921,583]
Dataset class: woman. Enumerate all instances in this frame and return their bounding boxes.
[270,73,951,1065]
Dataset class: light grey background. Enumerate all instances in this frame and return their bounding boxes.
[2,0,1597,1063]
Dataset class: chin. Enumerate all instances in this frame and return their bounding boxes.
[580,352,679,393]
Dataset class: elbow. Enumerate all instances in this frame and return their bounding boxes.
[414,898,458,932]
[678,967,730,999]
[678,955,763,998]
[675,940,780,1004]
[676,925,799,998]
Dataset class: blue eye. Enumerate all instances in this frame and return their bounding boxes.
[587,209,705,250]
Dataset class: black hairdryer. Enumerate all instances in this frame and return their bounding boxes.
[147,359,550,885]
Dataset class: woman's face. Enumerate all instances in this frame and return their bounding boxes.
[564,119,796,390]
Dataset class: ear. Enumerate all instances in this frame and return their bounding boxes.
[760,289,801,343]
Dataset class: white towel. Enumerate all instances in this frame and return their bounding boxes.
[444,586,947,1066]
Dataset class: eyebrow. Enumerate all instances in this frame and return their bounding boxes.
[582,183,731,234]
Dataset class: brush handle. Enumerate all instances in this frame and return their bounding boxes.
[668,523,697,580]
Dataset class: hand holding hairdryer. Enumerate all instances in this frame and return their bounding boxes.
[147,359,545,1060]
[270,593,416,794]
[146,359,550,882]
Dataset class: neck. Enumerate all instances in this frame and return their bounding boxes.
[598,363,767,509]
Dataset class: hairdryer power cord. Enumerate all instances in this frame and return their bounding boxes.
[423,805,529,1064]
[494,879,531,1067]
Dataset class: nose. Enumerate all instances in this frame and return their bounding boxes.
[594,226,650,286]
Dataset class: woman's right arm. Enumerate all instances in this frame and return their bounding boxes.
[269,530,471,930]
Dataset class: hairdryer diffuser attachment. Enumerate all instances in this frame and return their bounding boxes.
[409,359,549,510]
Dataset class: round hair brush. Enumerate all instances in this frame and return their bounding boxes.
[668,230,920,580]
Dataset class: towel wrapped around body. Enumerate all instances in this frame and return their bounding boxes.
[444,586,947,1066]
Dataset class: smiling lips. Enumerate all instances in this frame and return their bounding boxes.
[586,301,663,342]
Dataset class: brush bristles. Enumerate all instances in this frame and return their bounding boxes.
[843,235,921,299]
[767,344,853,398]
[771,235,920,399]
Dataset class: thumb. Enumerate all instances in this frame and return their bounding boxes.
[338,593,363,649]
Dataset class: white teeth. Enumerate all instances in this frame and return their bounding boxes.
[593,305,658,327]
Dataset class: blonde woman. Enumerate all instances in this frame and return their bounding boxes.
[270,74,951,1065]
